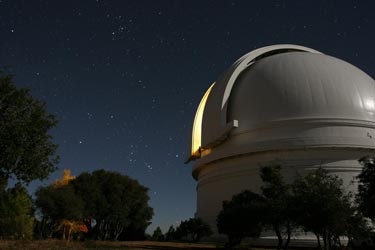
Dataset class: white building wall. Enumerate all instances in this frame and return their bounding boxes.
[195,148,371,234]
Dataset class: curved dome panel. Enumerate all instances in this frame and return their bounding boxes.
[200,45,321,150]
[190,83,215,159]
[228,52,375,133]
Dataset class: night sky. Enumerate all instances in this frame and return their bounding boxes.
[1,0,375,233]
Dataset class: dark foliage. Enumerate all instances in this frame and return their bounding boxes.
[35,170,153,241]
[292,168,362,250]
[0,70,59,186]
[151,226,164,241]
[0,184,34,239]
[175,218,213,242]
[217,191,265,248]
[357,157,375,221]
[260,165,294,250]
[36,184,84,222]
[217,166,372,250]
[165,225,177,241]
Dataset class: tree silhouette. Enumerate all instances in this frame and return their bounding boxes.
[175,218,212,242]
[0,70,59,187]
[357,156,375,221]
[165,225,176,241]
[260,165,294,250]
[292,168,357,250]
[217,191,265,248]
[0,184,34,239]
[152,226,164,241]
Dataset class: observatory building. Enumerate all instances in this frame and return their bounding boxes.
[186,44,375,234]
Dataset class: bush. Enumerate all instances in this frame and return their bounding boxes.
[175,218,212,242]
[217,191,265,248]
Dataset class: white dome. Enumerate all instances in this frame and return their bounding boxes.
[188,45,375,236]
[187,45,375,236]
[188,45,375,173]
[227,52,375,130]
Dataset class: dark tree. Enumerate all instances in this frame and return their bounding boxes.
[35,183,84,239]
[35,170,153,241]
[35,184,84,222]
[217,191,265,248]
[260,165,294,250]
[175,218,212,242]
[292,168,356,250]
[344,211,373,249]
[71,170,153,241]
[0,70,59,186]
[0,184,34,239]
[357,156,375,221]
[165,225,176,241]
[151,226,164,241]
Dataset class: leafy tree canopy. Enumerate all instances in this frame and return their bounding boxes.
[0,70,59,186]
[35,169,153,241]
[151,226,164,241]
[260,165,294,250]
[217,166,371,250]
[72,169,153,240]
[292,168,358,250]
[35,182,84,222]
[0,184,34,239]
[175,217,212,242]
[217,191,265,248]
[165,225,176,241]
[357,156,375,220]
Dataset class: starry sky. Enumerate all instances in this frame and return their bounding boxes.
[1,0,375,233]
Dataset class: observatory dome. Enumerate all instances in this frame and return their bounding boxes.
[188,45,375,173]
[228,52,375,130]
[188,45,375,235]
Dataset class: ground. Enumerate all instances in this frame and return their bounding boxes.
[0,240,219,250]
[0,240,335,250]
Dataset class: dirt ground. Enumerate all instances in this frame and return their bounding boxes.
[0,240,220,250]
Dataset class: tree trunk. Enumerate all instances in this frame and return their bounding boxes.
[337,236,342,249]
[323,230,329,250]
[345,237,352,250]
[14,155,21,169]
[274,225,283,250]
[62,226,66,240]
[317,234,322,250]
[114,222,124,241]
[283,222,291,250]
[68,226,72,241]
[104,222,109,240]
[98,220,107,240]
[328,232,332,250]
[40,217,46,239]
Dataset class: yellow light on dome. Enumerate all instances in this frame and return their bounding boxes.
[191,83,215,157]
